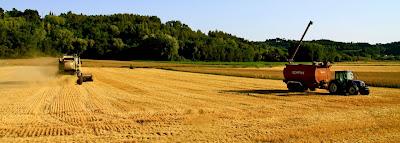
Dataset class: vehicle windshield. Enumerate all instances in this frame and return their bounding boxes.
[347,72,354,80]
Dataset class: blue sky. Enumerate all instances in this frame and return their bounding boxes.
[1,0,399,44]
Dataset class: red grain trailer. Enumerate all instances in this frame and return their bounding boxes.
[283,63,331,91]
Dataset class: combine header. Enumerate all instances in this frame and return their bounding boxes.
[59,54,93,85]
[283,21,369,95]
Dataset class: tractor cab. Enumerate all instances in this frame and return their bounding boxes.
[329,71,369,95]
[335,71,353,83]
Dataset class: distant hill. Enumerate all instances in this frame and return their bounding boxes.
[0,8,399,61]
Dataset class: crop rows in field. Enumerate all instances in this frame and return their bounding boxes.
[0,63,399,142]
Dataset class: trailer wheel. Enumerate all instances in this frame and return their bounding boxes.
[328,81,339,94]
[287,82,307,92]
[348,84,359,95]
[287,82,299,92]
[287,83,296,92]
[302,87,309,92]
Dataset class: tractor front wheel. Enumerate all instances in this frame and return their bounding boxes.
[328,81,339,94]
[347,83,359,95]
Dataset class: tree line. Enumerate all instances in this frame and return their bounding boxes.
[1,8,399,62]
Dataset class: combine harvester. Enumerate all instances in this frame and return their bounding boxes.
[59,54,93,85]
[283,21,369,95]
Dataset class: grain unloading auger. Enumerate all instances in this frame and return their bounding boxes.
[58,54,93,85]
[282,21,369,95]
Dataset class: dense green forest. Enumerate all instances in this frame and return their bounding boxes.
[1,8,399,62]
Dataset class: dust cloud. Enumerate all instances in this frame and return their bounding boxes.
[0,58,61,87]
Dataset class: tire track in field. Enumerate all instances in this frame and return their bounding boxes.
[82,68,226,140]
[89,68,276,113]
[0,78,83,138]
[90,68,196,111]
[95,68,230,113]
[82,68,286,141]
[82,69,192,138]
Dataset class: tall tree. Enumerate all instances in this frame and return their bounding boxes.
[23,9,40,22]
[0,8,4,18]
[0,8,398,61]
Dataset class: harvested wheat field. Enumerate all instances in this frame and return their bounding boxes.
[0,59,399,142]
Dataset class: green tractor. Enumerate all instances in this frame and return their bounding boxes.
[328,71,370,95]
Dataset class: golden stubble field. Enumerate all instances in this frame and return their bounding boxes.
[0,58,399,142]
[82,59,400,88]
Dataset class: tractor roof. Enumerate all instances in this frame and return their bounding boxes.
[63,55,74,58]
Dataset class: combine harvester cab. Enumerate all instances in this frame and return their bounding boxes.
[59,55,79,75]
[59,54,93,85]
